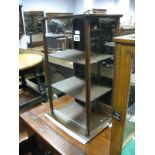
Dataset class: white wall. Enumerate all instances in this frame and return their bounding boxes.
[93,0,118,14]
[73,0,135,25]
[22,0,74,12]
[74,0,85,14]
[116,0,135,25]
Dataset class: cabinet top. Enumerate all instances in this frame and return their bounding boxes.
[73,14,123,18]
[113,34,135,45]
[49,14,123,20]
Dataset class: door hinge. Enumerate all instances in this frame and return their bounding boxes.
[112,109,121,121]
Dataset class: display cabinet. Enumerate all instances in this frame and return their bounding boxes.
[110,34,135,155]
[42,14,122,142]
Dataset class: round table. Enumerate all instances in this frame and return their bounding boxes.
[19,53,45,110]
[19,53,43,71]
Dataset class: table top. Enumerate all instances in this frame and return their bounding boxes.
[20,95,111,155]
[19,53,43,71]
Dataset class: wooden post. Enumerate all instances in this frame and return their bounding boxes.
[41,17,54,114]
[110,35,135,155]
[84,16,91,136]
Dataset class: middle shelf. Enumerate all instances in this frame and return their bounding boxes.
[48,49,113,64]
[52,76,112,102]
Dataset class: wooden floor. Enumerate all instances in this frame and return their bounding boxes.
[20,95,111,155]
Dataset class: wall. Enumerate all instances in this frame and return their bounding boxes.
[22,0,74,12]
[93,0,118,13]
[74,0,85,14]
[74,0,135,24]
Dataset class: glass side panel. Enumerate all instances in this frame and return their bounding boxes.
[121,57,135,154]
[46,16,73,52]
[89,17,116,134]
[47,16,87,135]
[47,15,120,139]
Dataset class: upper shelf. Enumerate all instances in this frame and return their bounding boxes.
[51,76,112,102]
[48,49,112,64]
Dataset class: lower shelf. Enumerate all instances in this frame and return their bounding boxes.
[45,98,112,143]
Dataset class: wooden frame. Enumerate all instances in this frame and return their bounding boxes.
[19,5,24,38]
[110,34,135,155]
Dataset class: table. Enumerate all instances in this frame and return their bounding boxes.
[20,95,111,155]
[19,53,46,110]
[19,53,43,71]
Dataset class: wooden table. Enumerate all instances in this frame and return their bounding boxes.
[19,53,43,71]
[20,95,111,155]
[19,53,46,110]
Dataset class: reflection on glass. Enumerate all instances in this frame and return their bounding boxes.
[46,16,73,51]
[121,58,135,154]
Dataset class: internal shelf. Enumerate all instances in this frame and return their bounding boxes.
[48,49,112,64]
[51,76,112,102]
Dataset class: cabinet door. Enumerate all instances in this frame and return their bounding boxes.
[110,40,135,155]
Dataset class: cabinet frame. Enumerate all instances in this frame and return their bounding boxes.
[110,34,135,155]
[41,14,122,139]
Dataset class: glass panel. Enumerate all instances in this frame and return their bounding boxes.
[47,16,89,138]
[121,57,135,154]
[88,16,116,135]
[46,16,73,52]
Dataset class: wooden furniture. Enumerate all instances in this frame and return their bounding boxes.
[20,34,135,155]
[19,53,46,110]
[20,95,111,155]
[28,33,44,48]
[41,14,122,142]
[110,34,135,155]
[19,53,43,71]
[24,11,44,48]
[119,25,135,35]
[24,11,44,34]
[19,5,24,38]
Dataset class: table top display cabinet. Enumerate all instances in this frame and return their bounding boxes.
[41,14,123,142]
